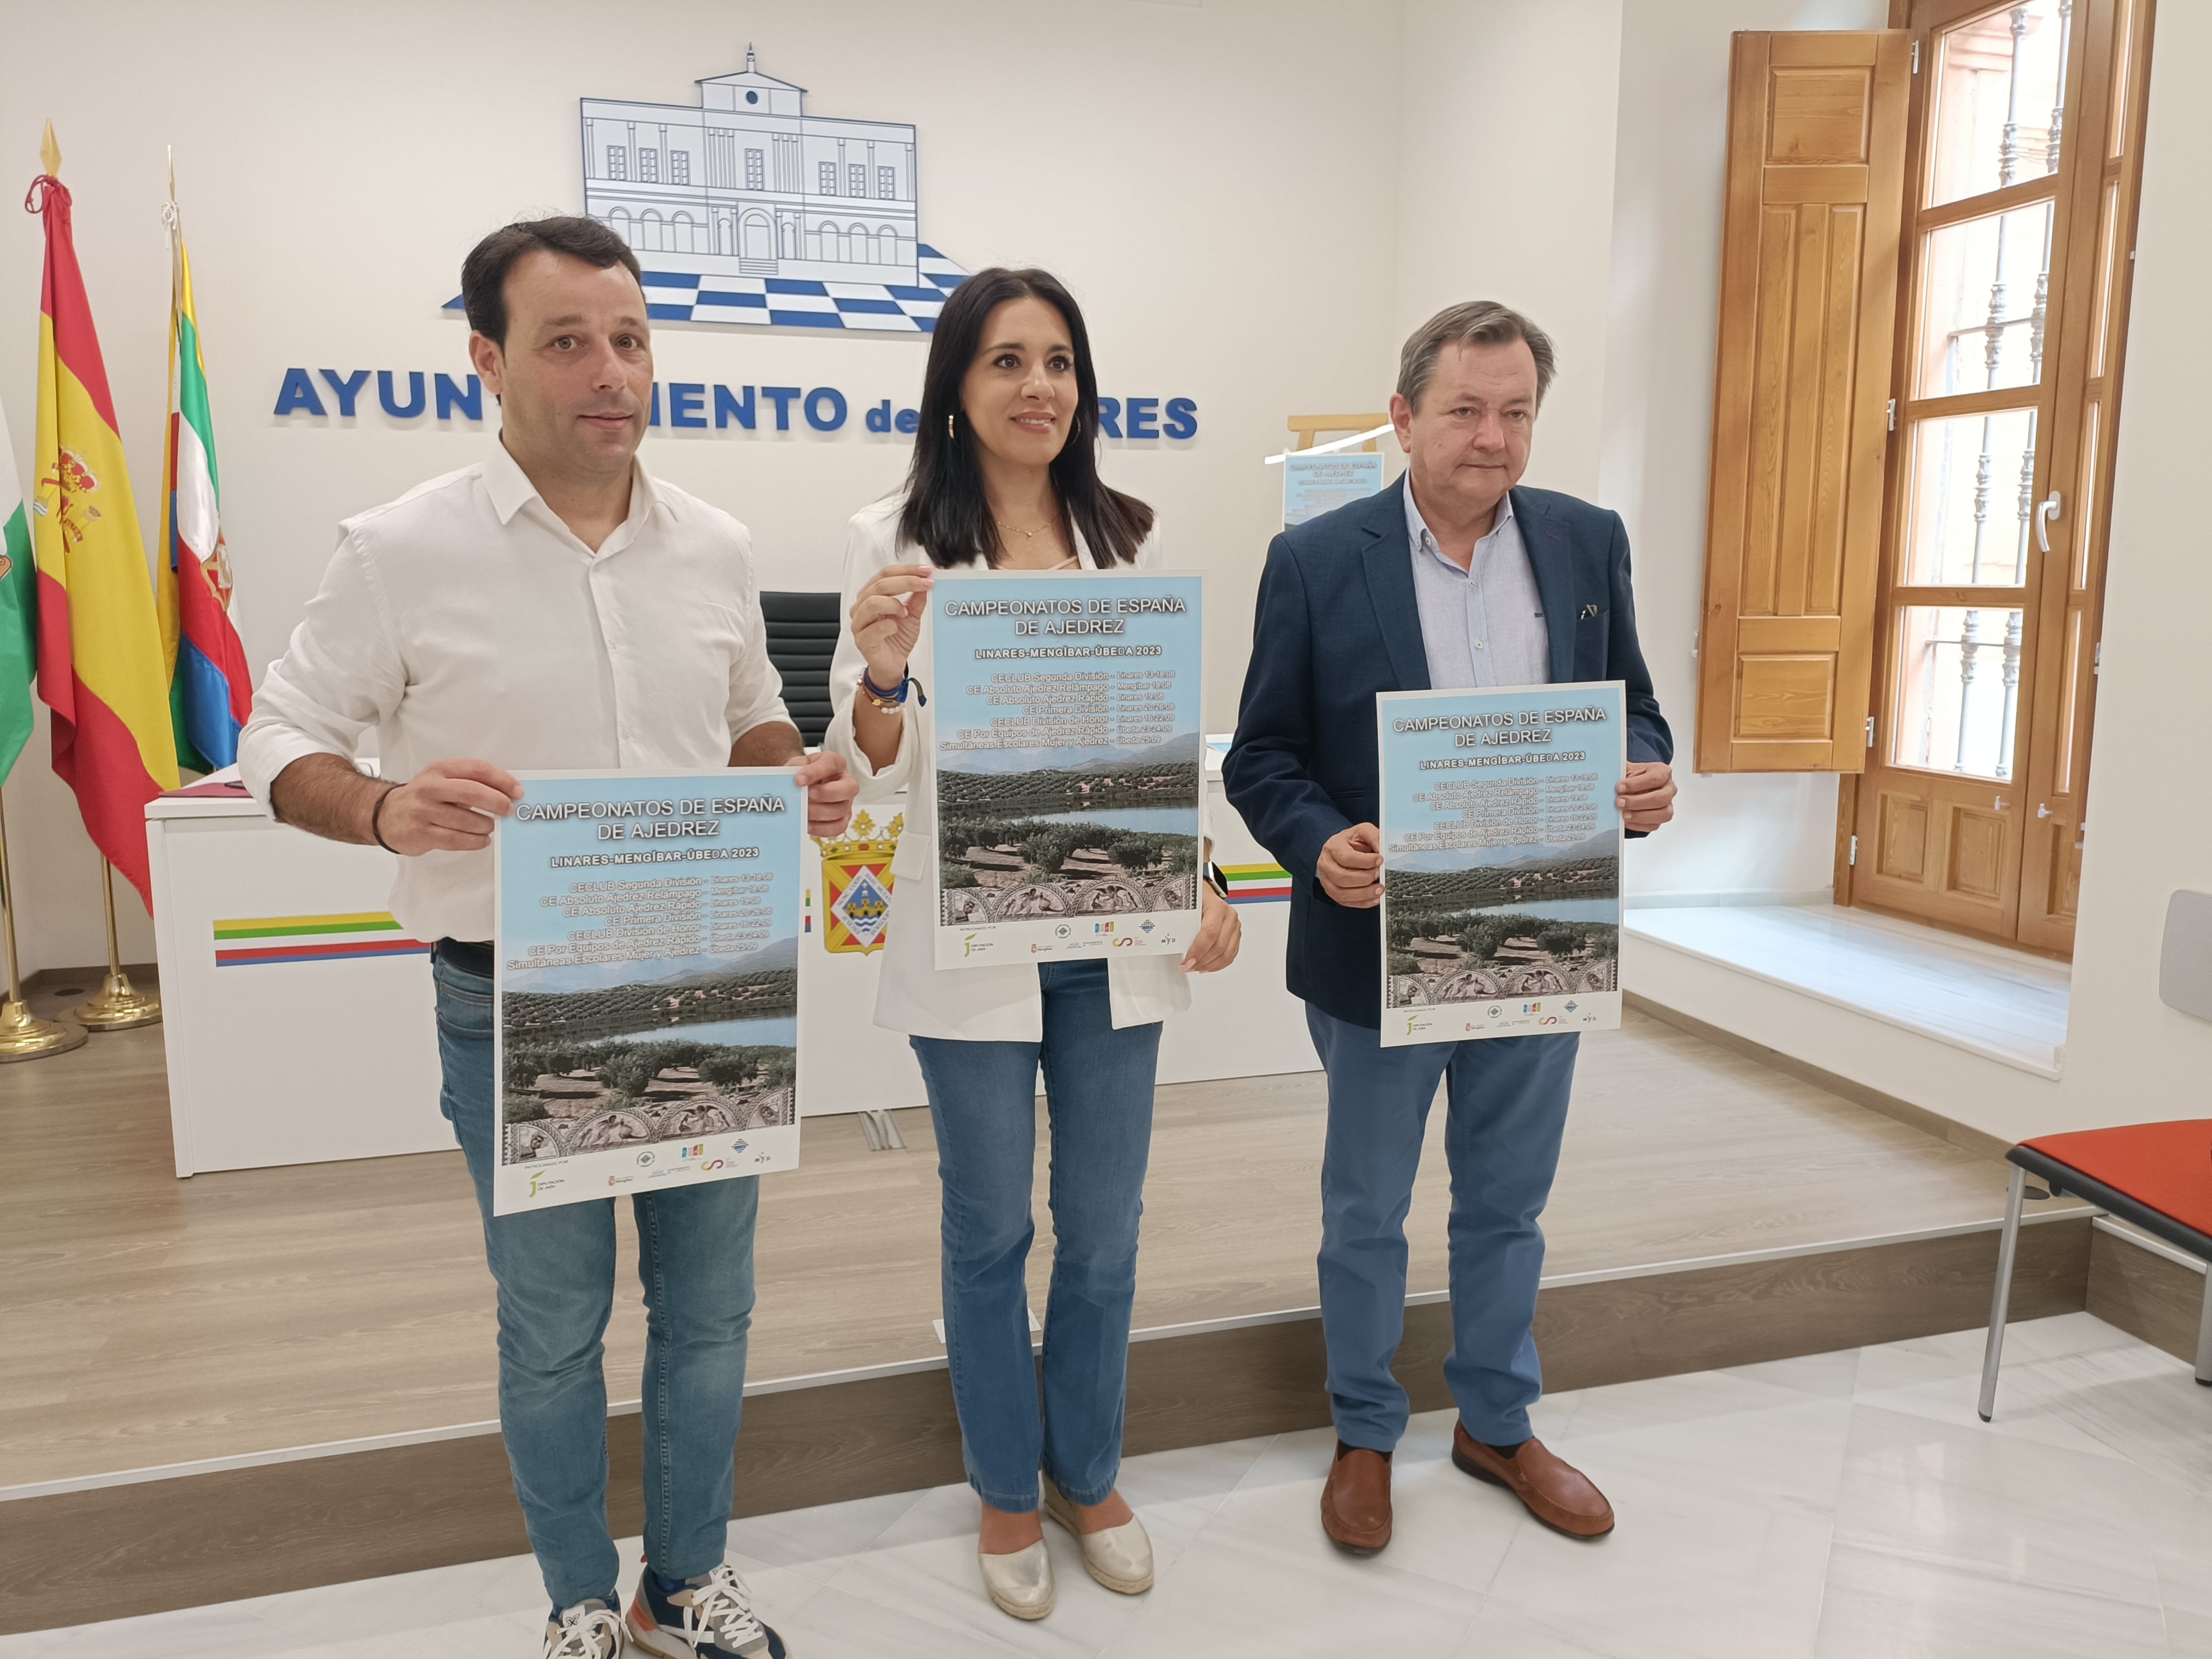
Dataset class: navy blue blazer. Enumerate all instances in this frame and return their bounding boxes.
[1222,476,1672,1029]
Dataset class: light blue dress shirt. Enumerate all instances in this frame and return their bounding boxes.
[1404,481,1550,691]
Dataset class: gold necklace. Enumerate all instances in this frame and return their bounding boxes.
[995,515,1057,541]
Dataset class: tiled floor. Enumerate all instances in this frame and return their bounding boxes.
[1625,903,2072,1074]
[7,1314,2206,1658]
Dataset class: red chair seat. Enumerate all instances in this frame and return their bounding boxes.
[2020,1119,2212,1239]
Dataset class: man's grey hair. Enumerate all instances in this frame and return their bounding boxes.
[1396,300,1557,411]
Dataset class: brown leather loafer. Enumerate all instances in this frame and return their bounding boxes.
[1320,1441,1393,1553]
[1451,1424,1614,1537]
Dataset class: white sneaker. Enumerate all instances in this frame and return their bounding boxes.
[544,1598,624,1659]
[627,1562,788,1658]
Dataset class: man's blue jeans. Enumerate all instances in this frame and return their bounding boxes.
[434,952,758,1609]
[1306,1004,1579,1451]
[909,959,1162,1513]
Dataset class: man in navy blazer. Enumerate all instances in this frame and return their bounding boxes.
[1226,301,1676,1554]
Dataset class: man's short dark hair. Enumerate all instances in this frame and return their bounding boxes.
[1396,300,1557,410]
[461,215,643,346]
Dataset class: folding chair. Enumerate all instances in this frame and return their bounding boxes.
[1979,1119,2212,1421]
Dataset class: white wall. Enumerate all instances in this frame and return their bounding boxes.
[1396,0,1623,506]
[2043,0,2212,1134]
[0,0,1404,973]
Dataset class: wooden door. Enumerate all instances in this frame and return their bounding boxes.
[1848,0,2150,951]
[1696,31,1912,773]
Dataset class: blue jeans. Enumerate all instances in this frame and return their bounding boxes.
[1306,1004,1579,1450]
[433,953,759,1609]
[909,959,1162,1513]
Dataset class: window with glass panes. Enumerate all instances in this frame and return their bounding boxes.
[1848,0,2152,952]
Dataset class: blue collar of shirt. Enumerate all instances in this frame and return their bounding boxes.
[1405,479,1516,572]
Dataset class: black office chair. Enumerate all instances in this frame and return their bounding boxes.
[760,591,841,749]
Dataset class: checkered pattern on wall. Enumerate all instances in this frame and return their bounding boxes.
[447,247,968,333]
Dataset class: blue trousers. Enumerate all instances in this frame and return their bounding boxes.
[909,959,1162,1513]
[434,953,759,1609]
[1306,1004,1579,1450]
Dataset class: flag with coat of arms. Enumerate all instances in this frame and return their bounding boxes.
[26,125,180,905]
[155,174,252,773]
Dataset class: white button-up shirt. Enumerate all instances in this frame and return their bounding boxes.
[1405,480,1550,690]
[239,442,789,944]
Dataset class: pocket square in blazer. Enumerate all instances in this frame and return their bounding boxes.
[1580,603,1600,619]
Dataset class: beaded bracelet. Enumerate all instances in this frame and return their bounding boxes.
[860,665,923,713]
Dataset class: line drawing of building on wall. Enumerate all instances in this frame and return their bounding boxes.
[575,48,966,333]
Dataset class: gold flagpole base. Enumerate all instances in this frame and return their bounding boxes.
[72,970,161,1031]
[0,996,87,1061]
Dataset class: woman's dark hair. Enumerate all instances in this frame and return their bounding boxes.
[898,268,1154,568]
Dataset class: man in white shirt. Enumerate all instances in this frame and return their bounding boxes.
[239,216,852,1659]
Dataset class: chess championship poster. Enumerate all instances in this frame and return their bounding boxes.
[929,569,1205,969]
[1377,682,1626,1048]
[491,768,804,1214]
[1282,448,1384,527]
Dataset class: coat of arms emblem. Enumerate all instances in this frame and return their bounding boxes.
[816,810,900,953]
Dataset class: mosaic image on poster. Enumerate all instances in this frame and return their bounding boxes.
[1377,682,1626,1048]
[929,570,1205,969]
[492,769,805,1213]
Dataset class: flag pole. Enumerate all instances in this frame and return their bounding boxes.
[72,858,160,1030]
[0,795,87,1060]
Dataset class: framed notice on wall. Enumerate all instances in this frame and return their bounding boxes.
[491,768,804,1214]
[1377,682,1626,1048]
[928,569,1205,969]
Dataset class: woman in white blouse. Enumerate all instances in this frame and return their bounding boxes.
[823,268,1240,1622]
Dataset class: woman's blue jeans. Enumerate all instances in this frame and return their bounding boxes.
[433,952,758,1610]
[909,959,1162,1513]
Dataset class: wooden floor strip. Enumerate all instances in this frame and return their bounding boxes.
[0,1217,2090,1633]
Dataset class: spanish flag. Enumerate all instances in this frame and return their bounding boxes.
[155,177,252,773]
[26,126,178,905]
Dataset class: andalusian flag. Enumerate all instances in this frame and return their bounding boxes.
[155,180,251,773]
[27,126,179,905]
[0,396,35,785]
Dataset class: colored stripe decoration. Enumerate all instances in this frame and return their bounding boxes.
[212,911,430,968]
[26,145,181,907]
[1218,862,1294,905]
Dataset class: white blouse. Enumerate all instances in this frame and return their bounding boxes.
[822,496,1194,1041]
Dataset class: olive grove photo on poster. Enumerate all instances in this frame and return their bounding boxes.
[491,769,805,1214]
[1377,683,1626,1048]
[928,569,1205,969]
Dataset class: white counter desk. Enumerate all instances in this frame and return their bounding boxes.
[147,755,1312,1175]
